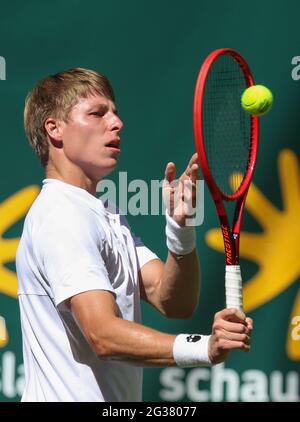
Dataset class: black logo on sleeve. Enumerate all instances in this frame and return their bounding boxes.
[186,335,201,343]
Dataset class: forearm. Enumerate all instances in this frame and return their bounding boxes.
[158,248,200,318]
[156,208,200,317]
[90,315,176,367]
[72,291,211,368]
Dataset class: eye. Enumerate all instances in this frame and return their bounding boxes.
[90,111,105,117]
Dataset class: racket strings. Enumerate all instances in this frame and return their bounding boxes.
[203,54,252,196]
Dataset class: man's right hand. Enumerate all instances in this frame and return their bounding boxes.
[208,308,253,364]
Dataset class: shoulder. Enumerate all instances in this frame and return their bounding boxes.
[26,187,100,243]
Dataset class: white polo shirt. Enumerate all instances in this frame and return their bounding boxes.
[16,179,159,402]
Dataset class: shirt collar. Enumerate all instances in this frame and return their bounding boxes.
[42,178,109,216]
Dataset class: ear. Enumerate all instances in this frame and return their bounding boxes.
[44,117,64,147]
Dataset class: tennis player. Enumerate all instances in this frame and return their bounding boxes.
[16,68,253,402]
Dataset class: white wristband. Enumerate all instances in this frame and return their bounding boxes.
[173,334,212,367]
[165,210,196,256]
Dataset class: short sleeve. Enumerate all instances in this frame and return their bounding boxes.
[34,206,115,306]
[135,245,160,271]
[119,213,160,271]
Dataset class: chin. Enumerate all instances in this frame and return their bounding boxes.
[93,159,118,180]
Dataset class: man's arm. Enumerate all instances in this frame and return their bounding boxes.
[70,290,177,366]
[138,249,199,318]
[138,153,201,318]
[69,290,252,367]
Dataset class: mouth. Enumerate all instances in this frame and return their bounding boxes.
[105,139,121,152]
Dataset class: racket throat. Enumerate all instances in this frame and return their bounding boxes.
[232,231,240,264]
[230,194,247,263]
[220,223,240,265]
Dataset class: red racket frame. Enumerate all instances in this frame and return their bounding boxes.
[193,48,259,265]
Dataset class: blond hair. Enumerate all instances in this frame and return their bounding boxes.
[24,68,115,167]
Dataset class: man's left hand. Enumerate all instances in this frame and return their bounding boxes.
[163,153,200,226]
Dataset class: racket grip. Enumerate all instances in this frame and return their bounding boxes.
[225,265,244,311]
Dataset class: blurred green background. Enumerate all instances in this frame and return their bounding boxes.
[0,0,299,402]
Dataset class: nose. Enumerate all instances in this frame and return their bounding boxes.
[108,112,123,133]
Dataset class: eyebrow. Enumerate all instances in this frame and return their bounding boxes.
[90,103,118,114]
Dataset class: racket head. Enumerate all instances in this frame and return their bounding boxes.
[193,48,259,202]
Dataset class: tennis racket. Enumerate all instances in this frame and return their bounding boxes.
[193,48,259,311]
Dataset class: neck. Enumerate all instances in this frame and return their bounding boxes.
[46,159,99,196]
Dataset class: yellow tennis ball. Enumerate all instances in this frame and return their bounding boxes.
[241,85,273,116]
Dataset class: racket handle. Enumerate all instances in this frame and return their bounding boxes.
[225,265,244,311]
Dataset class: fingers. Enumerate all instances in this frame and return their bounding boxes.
[185,153,199,178]
[189,163,200,184]
[164,162,176,184]
[163,155,200,223]
[245,317,253,336]
[163,162,177,217]
[186,153,198,172]
[215,307,246,323]
[215,319,250,334]
[245,317,253,331]
[215,338,251,352]
[209,308,253,363]
[168,153,200,183]
[219,328,251,345]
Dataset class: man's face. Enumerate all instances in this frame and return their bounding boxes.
[60,92,123,180]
